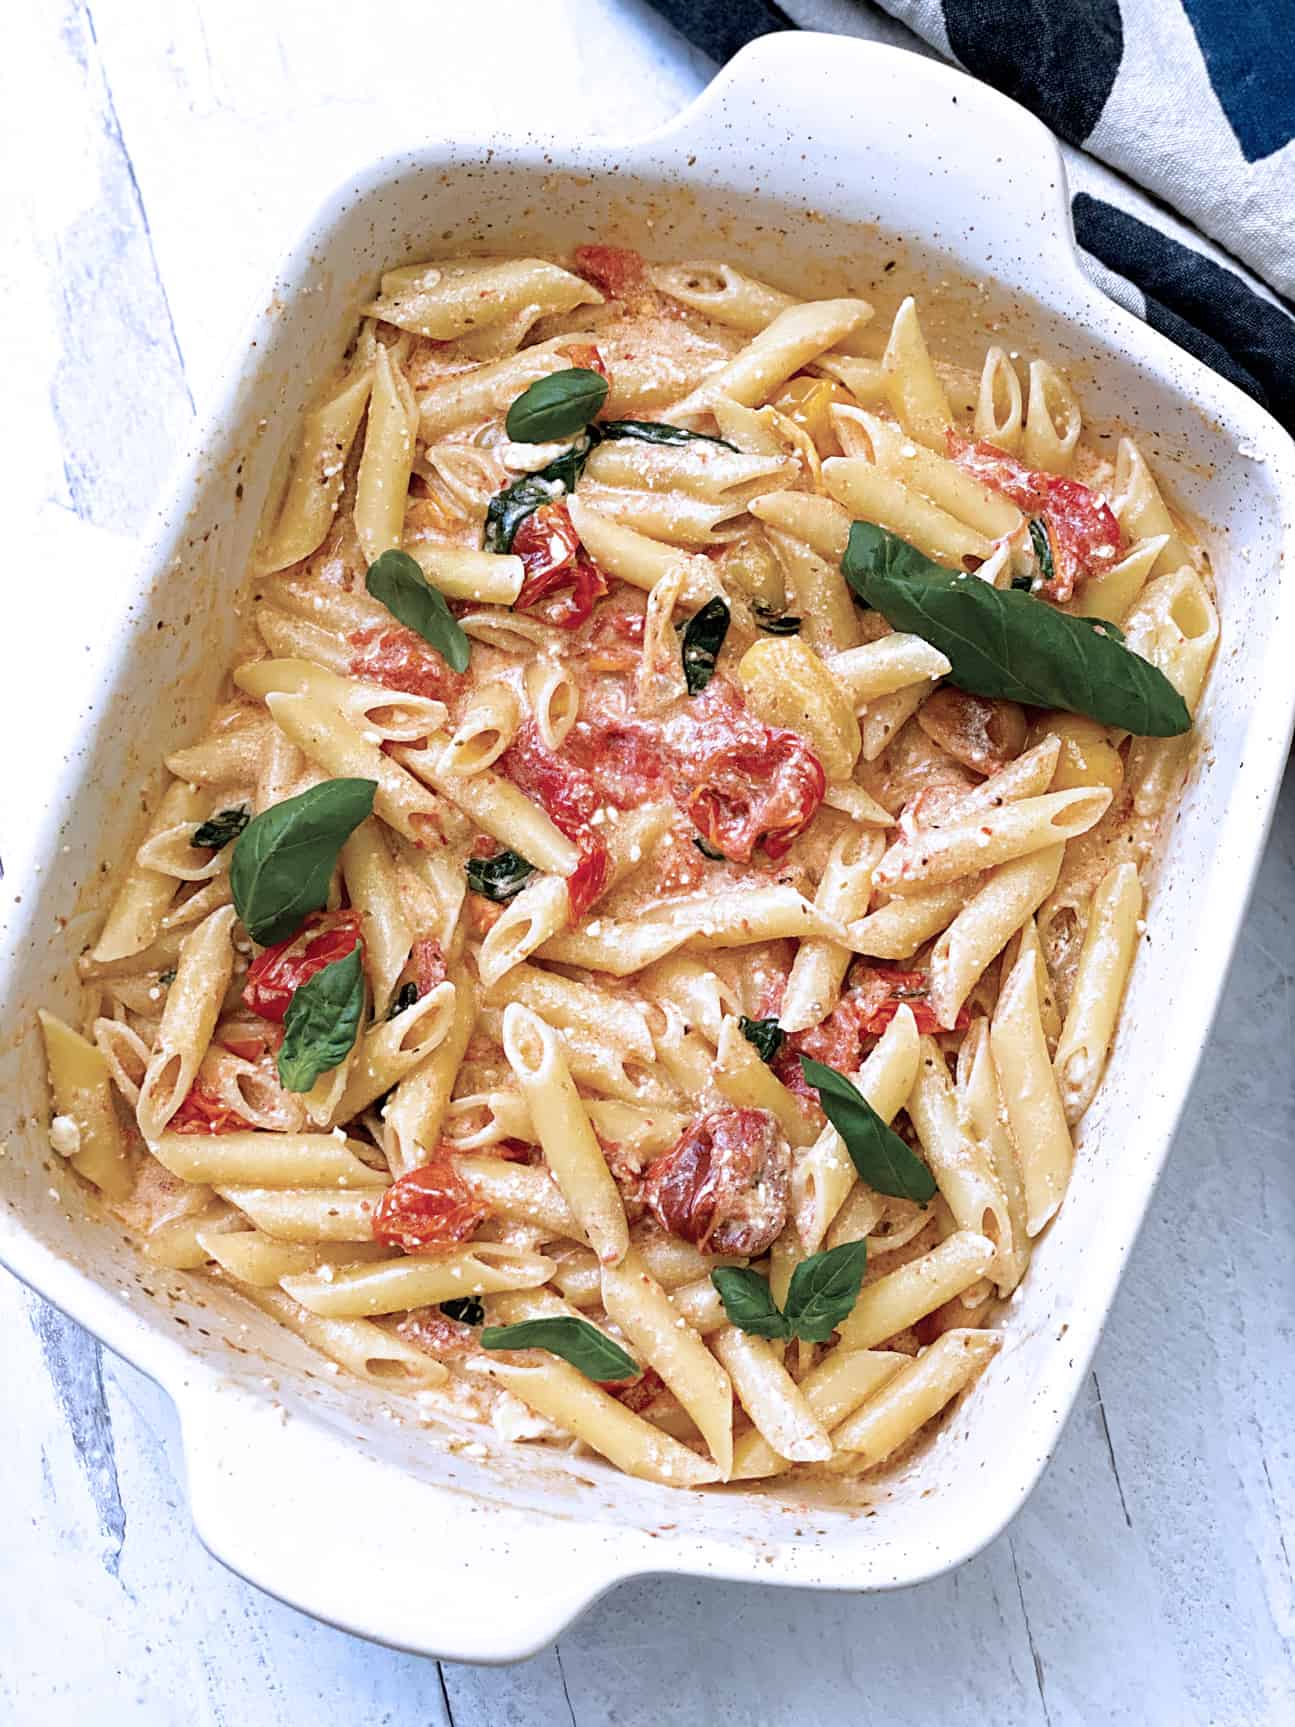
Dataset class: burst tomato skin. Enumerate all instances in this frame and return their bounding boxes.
[682,730,826,863]
[641,1107,791,1257]
[171,1085,253,1135]
[572,244,652,310]
[243,910,363,1023]
[512,504,609,630]
[402,936,447,999]
[566,843,610,919]
[348,625,463,698]
[851,966,971,1036]
[556,341,609,381]
[499,721,610,915]
[372,1161,488,1254]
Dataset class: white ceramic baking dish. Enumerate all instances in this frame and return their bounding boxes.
[4,32,1294,1662]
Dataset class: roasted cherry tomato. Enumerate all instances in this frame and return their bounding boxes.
[499,721,612,916]
[640,1107,791,1257]
[682,729,825,862]
[572,244,654,311]
[556,341,609,381]
[372,1161,488,1254]
[171,1084,253,1135]
[401,936,447,999]
[850,966,971,1036]
[512,504,609,630]
[349,624,464,698]
[243,910,362,1024]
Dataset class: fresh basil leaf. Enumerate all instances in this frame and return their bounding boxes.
[709,1267,792,1340]
[365,550,470,673]
[739,1015,786,1065]
[799,1054,937,1204]
[1028,516,1054,587]
[693,835,726,861]
[278,945,365,1093]
[192,806,249,851]
[1010,573,1035,592]
[1073,612,1125,644]
[841,522,1190,737]
[465,849,538,901]
[482,435,595,554]
[388,980,420,1020]
[231,779,375,946]
[598,420,738,451]
[782,1240,869,1343]
[506,368,608,443]
[440,1296,484,1326]
[681,596,730,695]
[480,1316,639,1382]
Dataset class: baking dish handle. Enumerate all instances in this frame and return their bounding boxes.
[179,1383,632,1661]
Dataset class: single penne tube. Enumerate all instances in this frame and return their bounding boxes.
[258,364,372,572]
[1022,359,1081,474]
[383,962,477,1174]
[1063,534,1167,625]
[478,874,572,988]
[355,341,417,563]
[833,407,1022,539]
[140,1205,241,1270]
[747,490,851,563]
[575,483,747,550]
[340,821,412,1019]
[811,352,888,406]
[1121,565,1220,713]
[583,440,793,502]
[551,1233,736,1306]
[846,881,973,959]
[906,1036,1011,1253]
[199,1228,388,1286]
[242,1285,447,1390]
[714,1016,818,1148]
[859,678,935,762]
[502,1003,629,1265]
[281,1241,554,1317]
[39,1011,133,1199]
[958,736,1063,811]
[653,886,847,948]
[481,1005,672,1108]
[1003,914,1062,1050]
[872,787,1112,896]
[792,1005,920,1252]
[830,1329,1000,1466]
[217,1186,385,1242]
[648,258,795,330]
[667,1274,729,1335]
[1112,437,1193,574]
[92,780,202,964]
[564,496,718,607]
[537,919,690,976]
[927,844,1064,1029]
[762,526,862,654]
[601,1248,735,1477]
[974,346,1024,453]
[835,1229,995,1351]
[881,297,953,448]
[710,1325,831,1464]
[486,963,654,1063]
[780,828,884,1033]
[369,257,601,339]
[441,684,520,777]
[417,333,592,438]
[825,636,952,710]
[392,741,578,876]
[471,1355,720,1488]
[136,905,236,1141]
[263,573,393,636]
[165,719,275,788]
[1053,861,1143,1123]
[407,542,525,605]
[525,656,579,751]
[956,1017,1029,1296]
[730,1347,908,1479]
[991,947,1073,1235]
[639,956,738,1046]
[153,1130,388,1189]
[822,457,991,566]
[329,980,456,1122]
[668,297,873,419]
[92,1014,152,1109]
[453,1154,581,1239]
[255,606,355,676]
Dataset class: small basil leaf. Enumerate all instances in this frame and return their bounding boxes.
[841,522,1190,737]
[465,849,538,901]
[738,1015,786,1065]
[231,779,376,946]
[192,806,249,851]
[480,1316,639,1382]
[693,835,726,861]
[1010,573,1035,592]
[365,550,470,673]
[387,980,420,1020]
[506,368,608,443]
[277,945,365,1093]
[440,1296,484,1326]
[782,1240,869,1343]
[681,596,730,695]
[799,1054,937,1204]
[482,435,595,554]
[598,420,738,451]
[709,1267,792,1340]
[1028,516,1055,587]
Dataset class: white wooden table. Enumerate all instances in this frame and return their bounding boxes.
[3,4,1292,1721]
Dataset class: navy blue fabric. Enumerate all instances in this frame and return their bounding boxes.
[942,0,1123,148]
[646,0,793,61]
[1179,0,1295,164]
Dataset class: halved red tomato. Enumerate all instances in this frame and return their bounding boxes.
[171,1085,253,1135]
[372,1161,488,1254]
[243,910,362,1023]
[682,729,825,862]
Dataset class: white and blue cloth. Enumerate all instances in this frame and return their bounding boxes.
[647,0,1295,431]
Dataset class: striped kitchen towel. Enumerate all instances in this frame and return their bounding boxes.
[646,0,1295,432]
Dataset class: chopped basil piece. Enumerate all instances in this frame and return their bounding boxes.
[738,1015,785,1064]
[480,1315,639,1382]
[752,601,802,636]
[799,1054,937,1204]
[482,435,595,554]
[1010,573,1035,592]
[465,849,538,901]
[506,368,608,443]
[231,779,375,946]
[841,521,1190,737]
[1028,516,1055,587]
[598,420,738,451]
[191,806,250,851]
[681,596,730,695]
[693,835,726,861]
[365,549,470,673]
[278,945,365,1093]
[440,1296,484,1326]
[387,981,420,1019]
